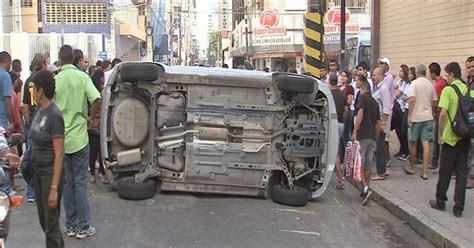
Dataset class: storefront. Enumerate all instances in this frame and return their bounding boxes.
[230,9,305,72]
[323,6,371,63]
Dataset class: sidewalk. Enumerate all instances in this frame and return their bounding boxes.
[350,135,473,248]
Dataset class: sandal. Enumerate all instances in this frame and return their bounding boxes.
[420,175,428,180]
[101,175,109,184]
[403,167,414,175]
[335,183,345,190]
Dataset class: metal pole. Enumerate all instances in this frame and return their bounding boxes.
[244,6,249,62]
[60,0,65,46]
[340,0,346,70]
[371,0,380,74]
[169,10,173,65]
[304,0,325,77]
[178,12,182,65]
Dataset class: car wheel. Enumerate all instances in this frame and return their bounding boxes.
[117,177,156,200]
[119,63,160,82]
[276,74,315,94]
[270,185,309,207]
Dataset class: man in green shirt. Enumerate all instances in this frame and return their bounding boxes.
[430,62,472,218]
[54,45,101,238]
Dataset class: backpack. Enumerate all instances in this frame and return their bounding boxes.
[447,84,474,138]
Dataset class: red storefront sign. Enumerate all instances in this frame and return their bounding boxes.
[253,10,286,36]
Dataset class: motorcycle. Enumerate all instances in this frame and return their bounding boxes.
[0,133,23,247]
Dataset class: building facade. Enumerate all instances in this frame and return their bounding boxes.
[166,0,198,65]
[218,0,232,67]
[230,0,307,71]
[374,0,474,77]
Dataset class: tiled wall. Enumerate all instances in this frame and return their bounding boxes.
[379,0,474,78]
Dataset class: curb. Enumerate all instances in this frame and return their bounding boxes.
[348,179,470,248]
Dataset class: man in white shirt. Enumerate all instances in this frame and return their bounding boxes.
[371,68,391,180]
[404,64,437,179]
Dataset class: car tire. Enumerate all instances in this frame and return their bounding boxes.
[117,177,156,200]
[119,63,160,82]
[276,74,315,94]
[270,185,309,207]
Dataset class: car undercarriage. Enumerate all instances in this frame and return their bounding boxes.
[101,63,338,206]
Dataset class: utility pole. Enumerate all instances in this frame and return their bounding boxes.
[60,0,65,45]
[178,11,182,65]
[304,0,325,78]
[340,0,346,70]
[371,0,380,74]
[169,10,174,65]
[244,5,249,62]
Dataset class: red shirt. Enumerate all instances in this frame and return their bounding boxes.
[434,77,447,99]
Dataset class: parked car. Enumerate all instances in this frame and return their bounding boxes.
[101,63,338,206]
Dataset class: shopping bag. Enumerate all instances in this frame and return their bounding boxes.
[344,141,363,182]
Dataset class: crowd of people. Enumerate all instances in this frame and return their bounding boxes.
[323,57,473,217]
[0,46,123,246]
[0,45,472,246]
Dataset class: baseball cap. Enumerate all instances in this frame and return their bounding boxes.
[47,64,60,73]
[378,57,390,65]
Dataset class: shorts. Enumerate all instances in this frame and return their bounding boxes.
[410,120,434,142]
[359,139,376,171]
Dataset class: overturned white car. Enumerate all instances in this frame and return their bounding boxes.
[100,63,338,206]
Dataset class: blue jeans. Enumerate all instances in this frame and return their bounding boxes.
[376,132,387,176]
[21,123,36,199]
[0,162,13,194]
[63,145,91,230]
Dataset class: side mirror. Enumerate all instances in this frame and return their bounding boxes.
[8,133,22,147]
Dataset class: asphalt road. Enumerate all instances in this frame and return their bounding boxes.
[8,178,433,248]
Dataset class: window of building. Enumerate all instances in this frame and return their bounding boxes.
[45,2,108,24]
[10,0,33,7]
[22,0,33,7]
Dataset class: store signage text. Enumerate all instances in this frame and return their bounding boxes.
[324,6,360,34]
[253,10,287,36]
[325,25,360,34]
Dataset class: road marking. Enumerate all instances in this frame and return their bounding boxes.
[271,208,316,215]
[279,230,321,236]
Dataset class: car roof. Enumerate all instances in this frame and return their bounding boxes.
[159,63,274,88]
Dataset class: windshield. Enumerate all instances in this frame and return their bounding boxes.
[358,45,371,70]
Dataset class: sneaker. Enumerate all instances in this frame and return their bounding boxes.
[398,154,409,161]
[362,190,373,206]
[371,175,386,180]
[27,197,36,203]
[360,188,369,198]
[66,226,77,237]
[76,226,96,239]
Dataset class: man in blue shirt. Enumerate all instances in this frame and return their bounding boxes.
[0,52,14,133]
